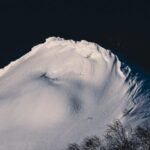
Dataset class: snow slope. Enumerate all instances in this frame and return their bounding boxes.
[0,37,149,150]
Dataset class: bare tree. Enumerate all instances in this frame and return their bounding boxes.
[81,136,101,150]
[65,120,150,150]
[104,120,135,150]
[134,125,150,150]
[66,143,81,150]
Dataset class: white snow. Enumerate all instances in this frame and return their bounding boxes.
[0,37,148,150]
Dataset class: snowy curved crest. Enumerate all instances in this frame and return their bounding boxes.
[0,37,149,150]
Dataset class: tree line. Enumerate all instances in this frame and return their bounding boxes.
[66,120,150,150]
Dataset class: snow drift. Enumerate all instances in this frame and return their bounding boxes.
[0,37,149,150]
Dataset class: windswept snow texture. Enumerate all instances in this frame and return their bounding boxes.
[0,37,149,150]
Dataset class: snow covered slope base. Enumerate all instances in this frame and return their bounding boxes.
[0,37,149,150]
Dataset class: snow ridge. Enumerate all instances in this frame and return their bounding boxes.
[0,37,148,150]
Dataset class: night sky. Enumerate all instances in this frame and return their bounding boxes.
[0,0,150,74]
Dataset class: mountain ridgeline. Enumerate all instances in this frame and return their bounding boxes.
[0,37,149,150]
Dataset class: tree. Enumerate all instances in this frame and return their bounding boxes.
[104,120,135,150]
[134,125,150,150]
[65,120,150,150]
[66,143,81,150]
[81,136,101,150]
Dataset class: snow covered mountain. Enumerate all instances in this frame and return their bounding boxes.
[0,37,149,150]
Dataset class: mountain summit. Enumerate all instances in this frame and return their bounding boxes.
[0,37,149,150]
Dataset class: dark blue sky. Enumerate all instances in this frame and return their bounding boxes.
[0,0,150,74]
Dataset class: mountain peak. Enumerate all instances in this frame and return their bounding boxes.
[0,37,149,150]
